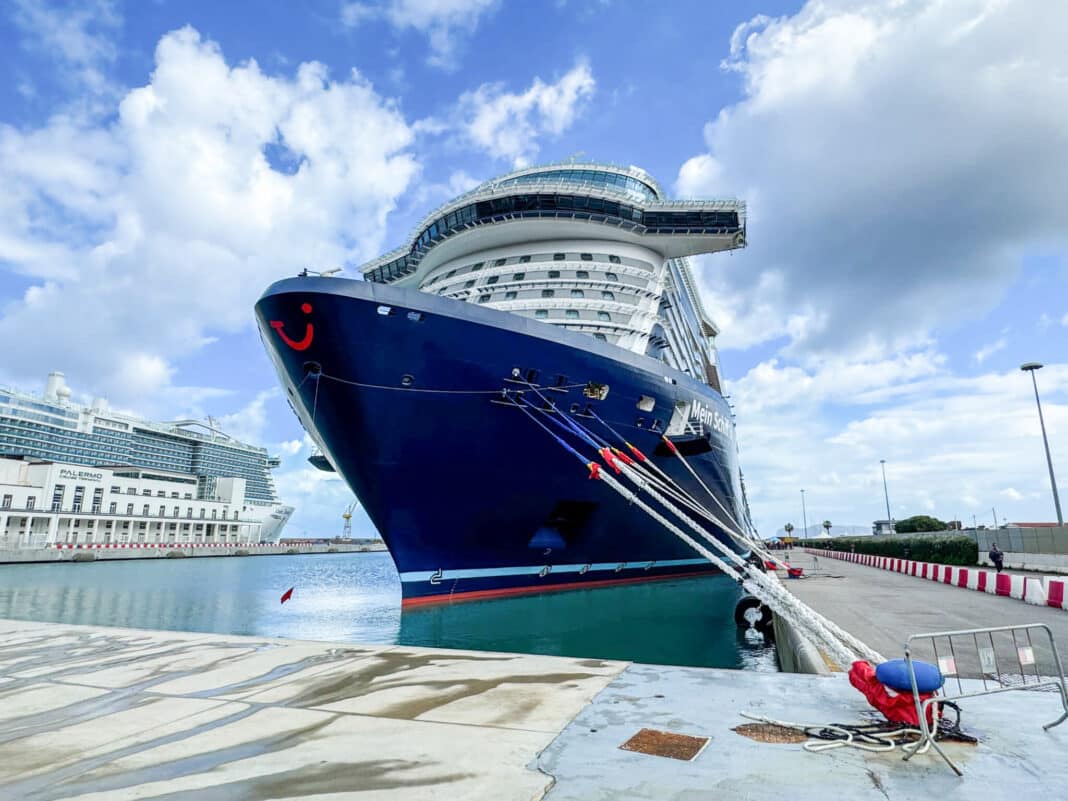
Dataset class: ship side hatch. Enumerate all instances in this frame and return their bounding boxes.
[527,500,597,551]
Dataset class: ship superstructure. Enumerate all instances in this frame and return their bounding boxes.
[0,372,292,547]
[257,162,751,604]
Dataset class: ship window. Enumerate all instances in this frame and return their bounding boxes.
[470,262,484,271]
[609,255,621,264]
[494,258,507,266]
[478,295,491,303]
[445,269,456,278]
[576,270,589,279]
[535,309,548,319]
[580,253,593,261]
[601,291,615,300]
[594,333,608,341]
[541,289,555,298]
[486,275,499,284]
[519,255,531,263]
[566,310,580,319]
[571,289,584,298]
[553,253,566,261]
[505,291,517,300]
[464,280,475,288]
[513,272,525,281]
[598,311,612,321]
[606,272,619,281]
[548,270,560,279]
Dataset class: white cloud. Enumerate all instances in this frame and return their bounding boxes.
[11,0,122,108]
[458,61,595,167]
[677,0,1068,356]
[730,357,1068,537]
[0,26,419,407]
[215,388,279,445]
[974,337,1006,364]
[340,0,499,70]
[1062,312,1068,327]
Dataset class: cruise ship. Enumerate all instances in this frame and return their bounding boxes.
[256,163,752,605]
[0,372,293,549]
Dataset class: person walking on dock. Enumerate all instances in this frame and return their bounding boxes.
[989,542,1004,573]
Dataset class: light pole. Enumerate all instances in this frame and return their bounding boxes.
[880,459,893,533]
[801,489,809,540]
[1021,362,1063,525]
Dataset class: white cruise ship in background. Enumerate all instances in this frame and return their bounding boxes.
[0,372,293,550]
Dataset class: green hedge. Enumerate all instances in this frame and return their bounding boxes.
[815,536,978,566]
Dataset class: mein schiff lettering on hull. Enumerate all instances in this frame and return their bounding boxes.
[257,163,754,605]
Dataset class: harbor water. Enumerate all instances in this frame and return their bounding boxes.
[0,551,775,670]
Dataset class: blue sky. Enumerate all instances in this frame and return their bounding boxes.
[1,0,1065,540]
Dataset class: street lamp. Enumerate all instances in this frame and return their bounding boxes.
[801,489,809,540]
[1020,363,1063,525]
[880,459,894,534]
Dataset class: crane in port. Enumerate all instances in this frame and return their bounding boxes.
[342,501,356,539]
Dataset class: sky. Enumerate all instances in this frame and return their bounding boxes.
[1,0,1066,541]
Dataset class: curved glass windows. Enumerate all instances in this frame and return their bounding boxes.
[601,291,615,300]
[576,270,589,279]
[464,280,476,288]
[541,289,555,298]
[492,169,659,200]
[513,272,525,281]
[566,310,580,319]
[609,255,621,264]
[594,333,608,341]
[505,291,517,300]
[548,270,560,279]
[571,289,585,298]
[478,295,490,303]
[487,275,499,284]
[605,272,619,282]
[519,255,531,263]
[553,253,566,261]
[597,311,612,322]
[580,253,593,261]
[535,309,548,319]
[493,258,507,266]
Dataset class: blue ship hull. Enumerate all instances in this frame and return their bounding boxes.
[256,277,747,605]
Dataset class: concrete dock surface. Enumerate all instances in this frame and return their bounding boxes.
[782,552,1068,672]
[3,615,1067,800]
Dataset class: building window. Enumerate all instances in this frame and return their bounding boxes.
[173,506,179,517]
[109,502,117,514]
[576,270,589,279]
[110,485,120,493]
[513,272,525,281]
[233,511,239,520]
[601,291,615,300]
[493,258,507,266]
[156,490,165,497]
[199,509,206,519]
[182,523,190,531]
[606,272,619,282]
[609,255,621,264]
[92,488,103,513]
[477,295,490,303]
[519,255,531,264]
[505,291,517,300]
[1,494,10,510]
[464,280,476,288]
[138,522,146,530]
[142,504,150,516]
[142,489,150,495]
[541,289,555,298]
[126,503,134,515]
[72,485,85,513]
[535,310,548,319]
[184,493,192,500]
[566,310,580,319]
[580,253,593,261]
[127,488,135,494]
[26,496,36,510]
[571,289,584,298]
[548,270,560,279]
[553,253,566,261]
[51,485,65,512]
[594,333,608,341]
[158,505,166,517]
[486,275,499,284]
[211,510,217,520]
[171,492,179,498]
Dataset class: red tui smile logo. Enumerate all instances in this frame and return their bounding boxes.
[270,303,314,351]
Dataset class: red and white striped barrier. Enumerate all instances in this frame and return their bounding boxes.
[805,547,1068,612]
[48,541,274,550]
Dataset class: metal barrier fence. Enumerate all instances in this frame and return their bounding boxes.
[903,623,1068,775]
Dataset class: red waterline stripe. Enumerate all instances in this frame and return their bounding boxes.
[400,569,717,608]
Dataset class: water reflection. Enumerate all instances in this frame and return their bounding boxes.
[0,552,776,670]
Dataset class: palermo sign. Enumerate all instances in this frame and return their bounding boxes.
[59,468,103,483]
